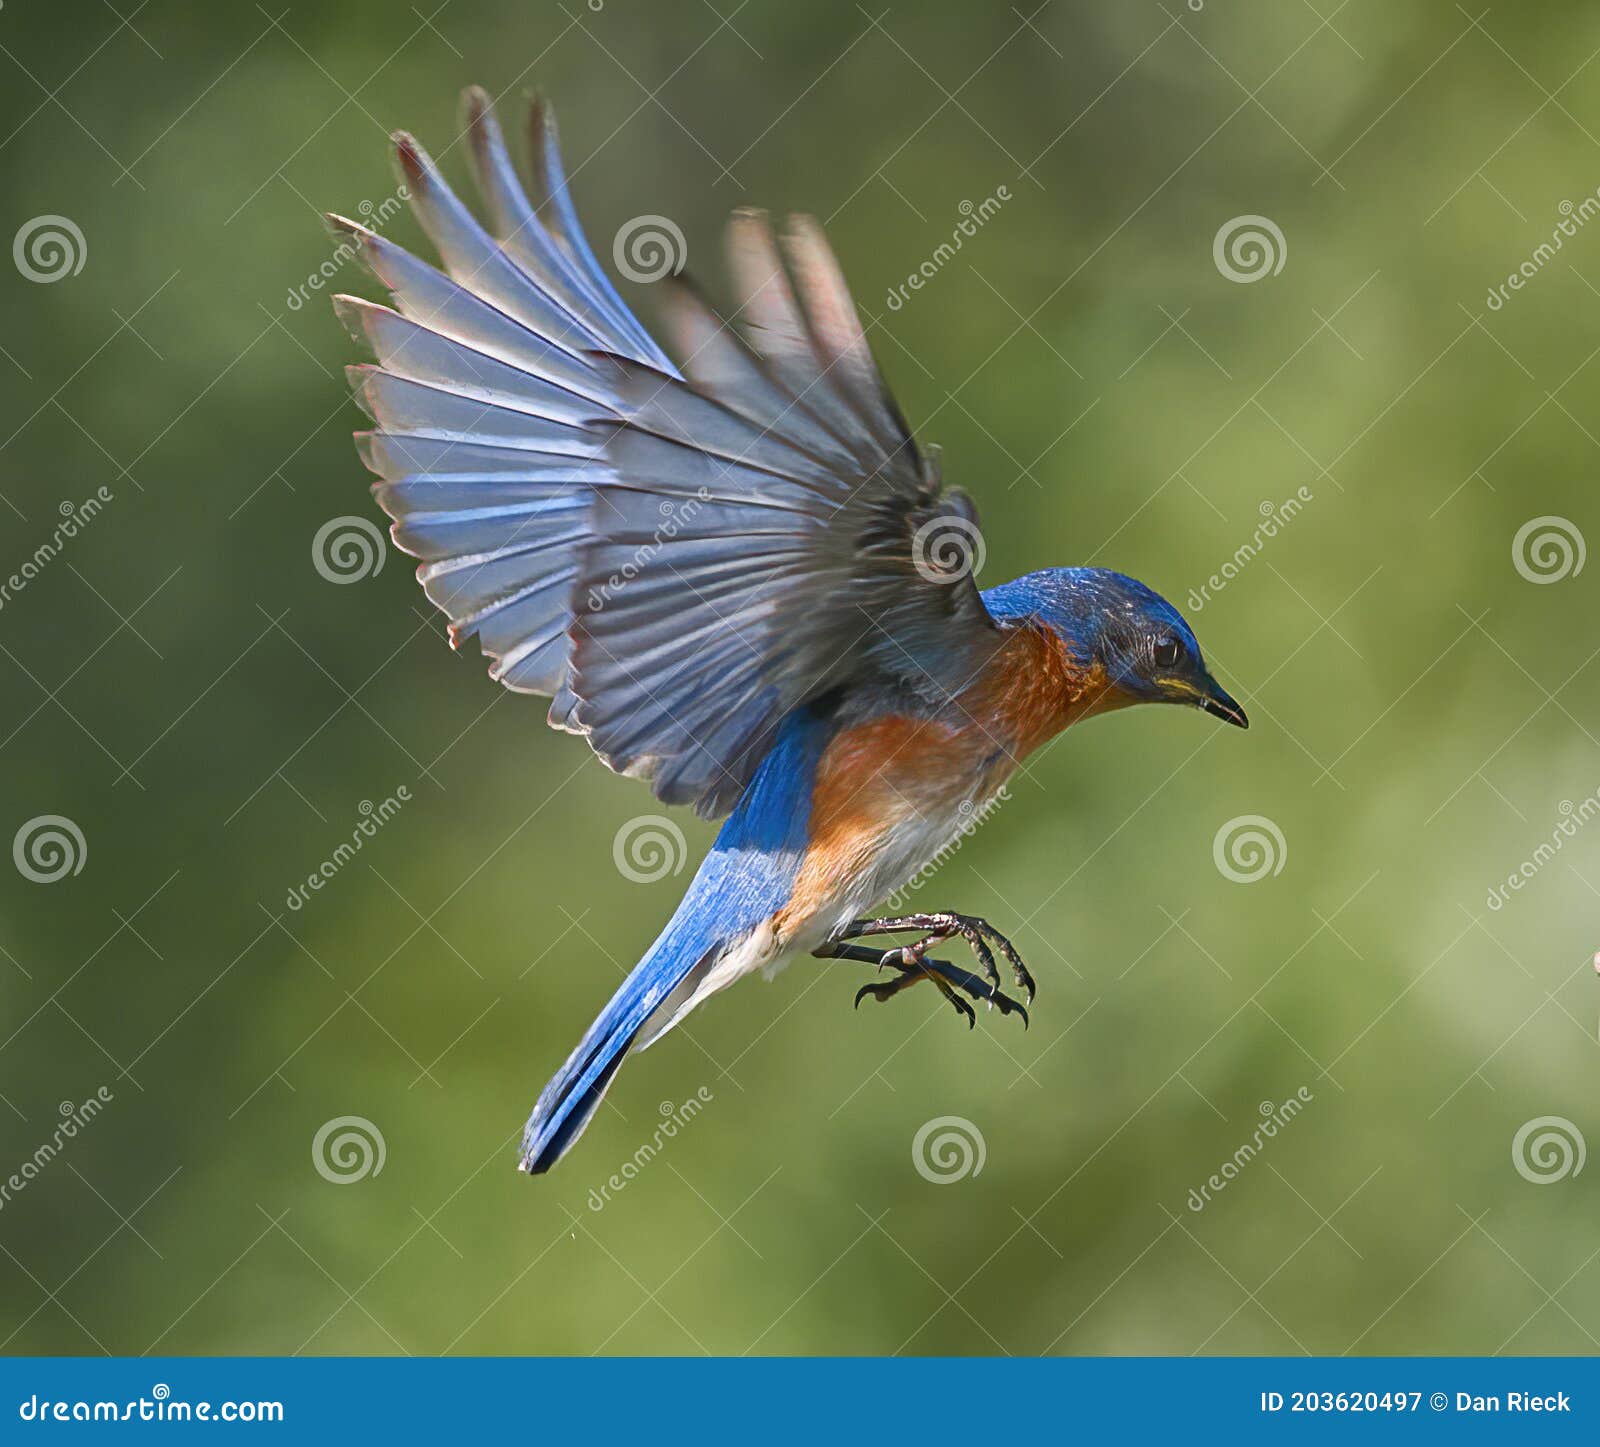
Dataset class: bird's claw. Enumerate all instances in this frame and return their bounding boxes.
[854,969,976,1027]
[852,951,1029,1030]
[969,917,1036,1004]
[907,914,1036,1005]
[827,913,1035,1026]
[878,944,926,974]
[980,980,1030,1029]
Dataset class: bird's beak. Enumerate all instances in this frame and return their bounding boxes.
[1197,674,1249,729]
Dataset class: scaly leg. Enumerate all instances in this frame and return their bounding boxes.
[831,912,1036,1003]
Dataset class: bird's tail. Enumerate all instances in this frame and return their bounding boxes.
[519,708,831,1175]
[518,910,720,1175]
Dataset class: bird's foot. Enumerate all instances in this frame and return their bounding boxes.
[856,960,977,1027]
[836,911,1036,1004]
[814,941,1028,1027]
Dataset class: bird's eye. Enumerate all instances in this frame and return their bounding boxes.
[1153,637,1183,669]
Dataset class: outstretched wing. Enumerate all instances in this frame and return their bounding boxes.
[336,88,998,817]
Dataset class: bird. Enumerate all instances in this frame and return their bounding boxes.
[330,88,1249,1175]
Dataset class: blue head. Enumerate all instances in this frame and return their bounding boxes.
[981,568,1248,728]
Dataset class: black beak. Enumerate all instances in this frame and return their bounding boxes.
[1199,677,1249,729]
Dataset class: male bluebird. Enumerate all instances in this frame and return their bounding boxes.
[332,91,1248,1174]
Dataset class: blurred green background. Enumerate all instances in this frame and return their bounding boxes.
[1,0,1598,1356]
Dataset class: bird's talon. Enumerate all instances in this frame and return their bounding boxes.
[826,917,1034,1030]
[970,916,1035,1000]
[987,986,1029,1027]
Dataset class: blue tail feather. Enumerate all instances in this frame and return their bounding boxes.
[518,920,717,1174]
[518,708,834,1174]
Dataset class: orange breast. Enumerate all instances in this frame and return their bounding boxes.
[772,621,1130,935]
[774,713,964,931]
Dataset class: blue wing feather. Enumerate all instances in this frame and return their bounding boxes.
[337,90,996,822]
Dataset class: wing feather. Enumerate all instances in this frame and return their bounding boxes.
[336,91,997,816]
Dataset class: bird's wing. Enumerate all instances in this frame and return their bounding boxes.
[336,89,999,817]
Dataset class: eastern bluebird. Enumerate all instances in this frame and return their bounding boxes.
[332,90,1248,1174]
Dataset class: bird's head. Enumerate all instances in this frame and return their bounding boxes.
[982,567,1249,729]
